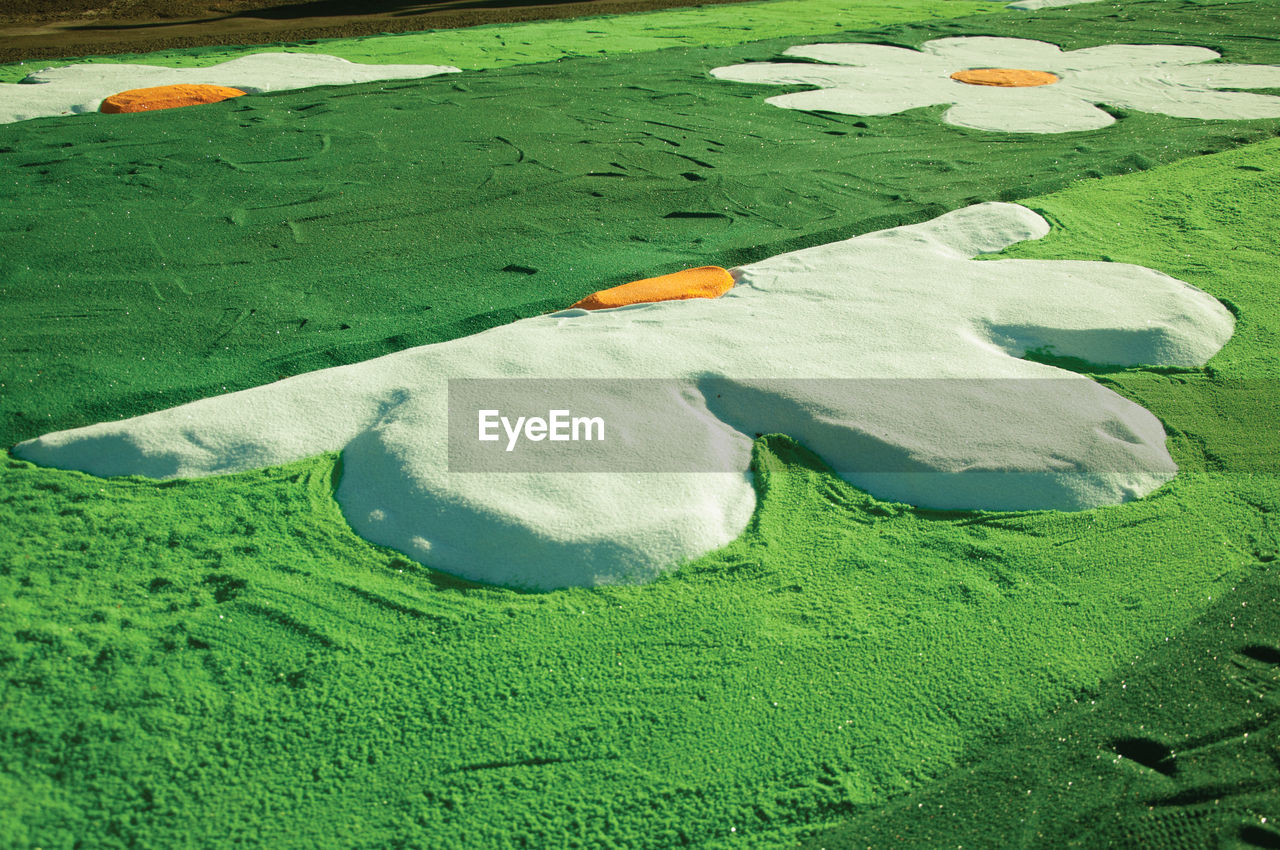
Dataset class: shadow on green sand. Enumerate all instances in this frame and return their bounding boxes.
[803,563,1280,850]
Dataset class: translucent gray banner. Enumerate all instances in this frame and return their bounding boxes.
[445,377,1279,474]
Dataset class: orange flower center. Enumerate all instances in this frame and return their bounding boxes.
[100,84,247,114]
[571,266,735,310]
[949,68,1060,88]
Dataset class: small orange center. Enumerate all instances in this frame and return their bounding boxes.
[949,68,1060,88]
[571,266,735,310]
[100,84,247,114]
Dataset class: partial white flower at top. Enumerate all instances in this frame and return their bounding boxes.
[710,37,1280,133]
[0,52,460,124]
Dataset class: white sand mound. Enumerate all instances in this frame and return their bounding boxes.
[0,53,460,123]
[15,203,1235,589]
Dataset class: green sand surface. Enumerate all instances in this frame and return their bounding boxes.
[5,0,1280,447]
[806,564,1280,848]
[3,0,1280,847]
[0,0,995,82]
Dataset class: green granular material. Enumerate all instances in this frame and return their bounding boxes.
[3,2,1280,848]
[803,560,1280,850]
[4,1,1280,448]
[0,0,996,82]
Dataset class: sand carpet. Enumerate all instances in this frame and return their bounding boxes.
[2,0,1277,847]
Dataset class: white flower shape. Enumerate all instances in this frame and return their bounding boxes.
[15,204,1233,590]
[0,53,460,124]
[710,37,1280,133]
[1005,0,1104,10]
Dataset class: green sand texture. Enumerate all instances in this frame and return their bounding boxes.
[804,565,1280,849]
[2,0,1280,848]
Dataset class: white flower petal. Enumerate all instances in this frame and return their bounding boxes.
[976,258,1234,367]
[708,61,887,89]
[1163,62,1280,90]
[766,81,955,116]
[1060,43,1220,71]
[887,201,1050,257]
[1086,79,1280,119]
[922,36,1065,71]
[943,87,1115,133]
[1006,0,1103,10]
[782,42,948,71]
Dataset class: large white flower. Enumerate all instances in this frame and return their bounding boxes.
[16,204,1233,590]
[710,37,1280,133]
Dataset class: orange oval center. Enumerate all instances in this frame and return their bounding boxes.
[949,68,1060,88]
[100,84,247,114]
[571,266,735,310]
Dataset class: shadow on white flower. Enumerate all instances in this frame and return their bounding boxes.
[710,37,1280,133]
[15,204,1234,589]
